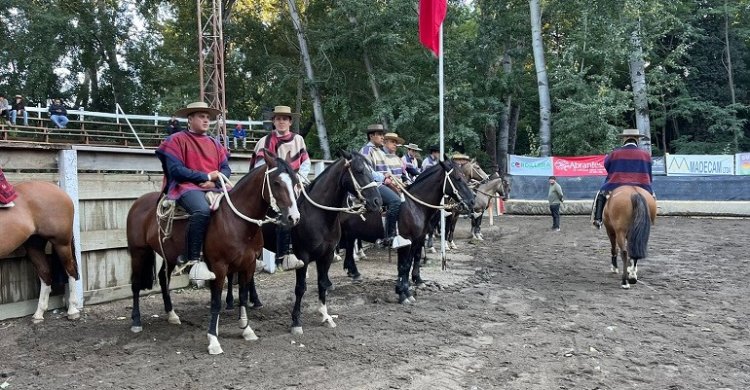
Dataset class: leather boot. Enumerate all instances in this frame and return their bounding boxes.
[593,192,607,229]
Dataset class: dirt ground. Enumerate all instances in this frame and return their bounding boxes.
[1,215,749,390]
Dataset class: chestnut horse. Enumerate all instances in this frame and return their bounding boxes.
[127,152,300,354]
[340,160,475,303]
[0,181,80,322]
[603,186,657,289]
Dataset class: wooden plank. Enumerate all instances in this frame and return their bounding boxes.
[79,200,134,231]
[80,229,127,252]
[78,176,161,200]
[0,148,61,170]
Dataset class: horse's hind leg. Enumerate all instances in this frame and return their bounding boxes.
[249,276,263,309]
[628,259,639,284]
[157,262,181,325]
[291,266,309,335]
[618,236,630,289]
[317,257,337,328]
[343,237,361,281]
[51,239,81,320]
[225,273,235,310]
[25,237,53,323]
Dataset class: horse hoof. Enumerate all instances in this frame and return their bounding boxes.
[291,326,304,335]
[429,247,436,254]
[242,327,259,341]
[31,317,44,324]
[610,267,619,274]
[131,326,143,333]
[621,283,630,290]
[333,253,342,262]
[412,279,425,287]
[167,310,181,325]
[225,303,235,311]
[251,302,264,310]
[207,334,223,355]
[352,274,363,283]
[407,296,417,304]
[323,319,337,328]
[67,311,80,320]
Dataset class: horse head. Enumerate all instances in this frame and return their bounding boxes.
[461,159,490,184]
[439,159,476,214]
[262,149,301,227]
[340,150,382,212]
[501,175,511,200]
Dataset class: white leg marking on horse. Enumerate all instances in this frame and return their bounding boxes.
[358,249,367,259]
[318,302,338,328]
[610,266,619,274]
[167,310,181,325]
[207,334,223,355]
[621,282,630,290]
[242,325,258,341]
[131,325,143,333]
[291,326,304,335]
[449,241,458,250]
[477,233,484,241]
[239,306,248,328]
[333,252,342,262]
[407,296,417,304]
[33,278,52,323]
[66,276,81,320]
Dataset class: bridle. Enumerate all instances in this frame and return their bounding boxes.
[297,158,377,217]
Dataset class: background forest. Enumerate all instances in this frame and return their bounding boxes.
[1,0,748,170]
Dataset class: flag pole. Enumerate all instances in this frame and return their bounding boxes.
[438,22,447,268]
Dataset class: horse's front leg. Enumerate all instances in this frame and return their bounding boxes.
[237,273,259,341]
[291,265,308,335]
[411,243,425,286]
[396,247,415,304]
[207,278,225,354]
[316,257,337,328]
[155,263,181,326]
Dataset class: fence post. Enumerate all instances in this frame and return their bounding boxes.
[58,149,84,310]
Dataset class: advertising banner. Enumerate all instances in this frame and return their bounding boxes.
[666,154,734,176]
[736,153,750,175]
[652,156,666,175]
[508,155,553,176]
[552,155,607,176]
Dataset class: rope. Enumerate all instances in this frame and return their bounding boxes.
[391,173,457,210]
[296,161,377,215]
[216,170,280,226]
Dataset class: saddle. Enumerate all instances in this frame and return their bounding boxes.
[157,192,224,239]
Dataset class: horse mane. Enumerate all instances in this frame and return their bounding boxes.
[305,157,343,193]
[231,156,298,190]
[406,162,445,190]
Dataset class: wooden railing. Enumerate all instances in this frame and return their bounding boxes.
[0,105,268,150]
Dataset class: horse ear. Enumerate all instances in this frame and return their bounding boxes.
[341,150,353,160]
[262,148,277,166]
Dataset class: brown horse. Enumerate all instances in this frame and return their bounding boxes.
[603,186,657,289]
[127,151,300,354]
[0,181,80,322]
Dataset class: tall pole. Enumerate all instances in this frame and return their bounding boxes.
[197,0,227,146]
[438,23,447,267]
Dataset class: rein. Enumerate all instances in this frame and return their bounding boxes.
[216,169,284,226]
[392,168,462,210]
[296,159,377,217]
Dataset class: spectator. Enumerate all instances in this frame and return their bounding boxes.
[164,115,182,135]
[9,95,28,126]
[232,123,247,149]
[48,98,69,128]
[548,176,564,231]
[0,94,9,121]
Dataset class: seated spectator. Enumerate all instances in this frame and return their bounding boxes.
[48,98,69,128]
[164,116,181,135]
[232,123,247,149]
[0,94,9,121]
[9,95,28,126]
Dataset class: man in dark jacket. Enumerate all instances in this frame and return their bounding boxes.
[49,99,69,128]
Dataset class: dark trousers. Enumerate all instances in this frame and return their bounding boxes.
[177,190,211,260]
[549,204,561,229]
[378,185,401,237]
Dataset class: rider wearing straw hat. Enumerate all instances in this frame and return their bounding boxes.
[360,124,412,248]
[592,128,653,229]
[156,101,231,280]
[253,105,310,270]
[401,143,422,183]
[451,152,471,167]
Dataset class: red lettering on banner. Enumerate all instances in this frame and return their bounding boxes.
[552,156,607,176]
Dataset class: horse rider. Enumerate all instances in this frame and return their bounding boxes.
[421,145,440,170]
[0,166,18,208]
[592,128,654,229]
[360,124,412,248]
[401,143,422,183]
[156,101,230,280]
[253,105,309,271]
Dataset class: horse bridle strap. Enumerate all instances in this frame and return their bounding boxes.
[216,169,283,226]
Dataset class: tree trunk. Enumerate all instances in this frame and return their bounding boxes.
[485,123,498,173]
[629,20,652,155]
[508,104,520,155]
[362,49,390,130]
[529,0,552,157]
[295,54,304,133]
[497,50,512,175]
[287,0,331,159]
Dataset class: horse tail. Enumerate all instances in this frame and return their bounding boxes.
[627,192,651,260]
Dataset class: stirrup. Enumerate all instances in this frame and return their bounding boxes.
[189,261,216,280]
[0,201,14,208]
[391,235,412,249]
[279,253,304,271]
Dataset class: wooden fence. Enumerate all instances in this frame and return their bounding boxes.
[0,142,331,320]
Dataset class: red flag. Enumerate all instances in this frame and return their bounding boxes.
[419,0,447,56]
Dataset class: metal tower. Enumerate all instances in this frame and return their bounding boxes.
[197,0,227,145]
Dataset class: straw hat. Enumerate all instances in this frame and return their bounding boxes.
[174,101,221,120]
[451,153,471,161]
[383,132,405,145]
[618,128,649,140]
[271,105,300,119]
[364,124,386,134]
[403,143,422,151]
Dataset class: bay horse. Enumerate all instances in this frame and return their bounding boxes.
[0,181,80,322]
[340,160,475,303]
[603,185,657,289]
[233,151,382,335]
[127,151,300,354]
